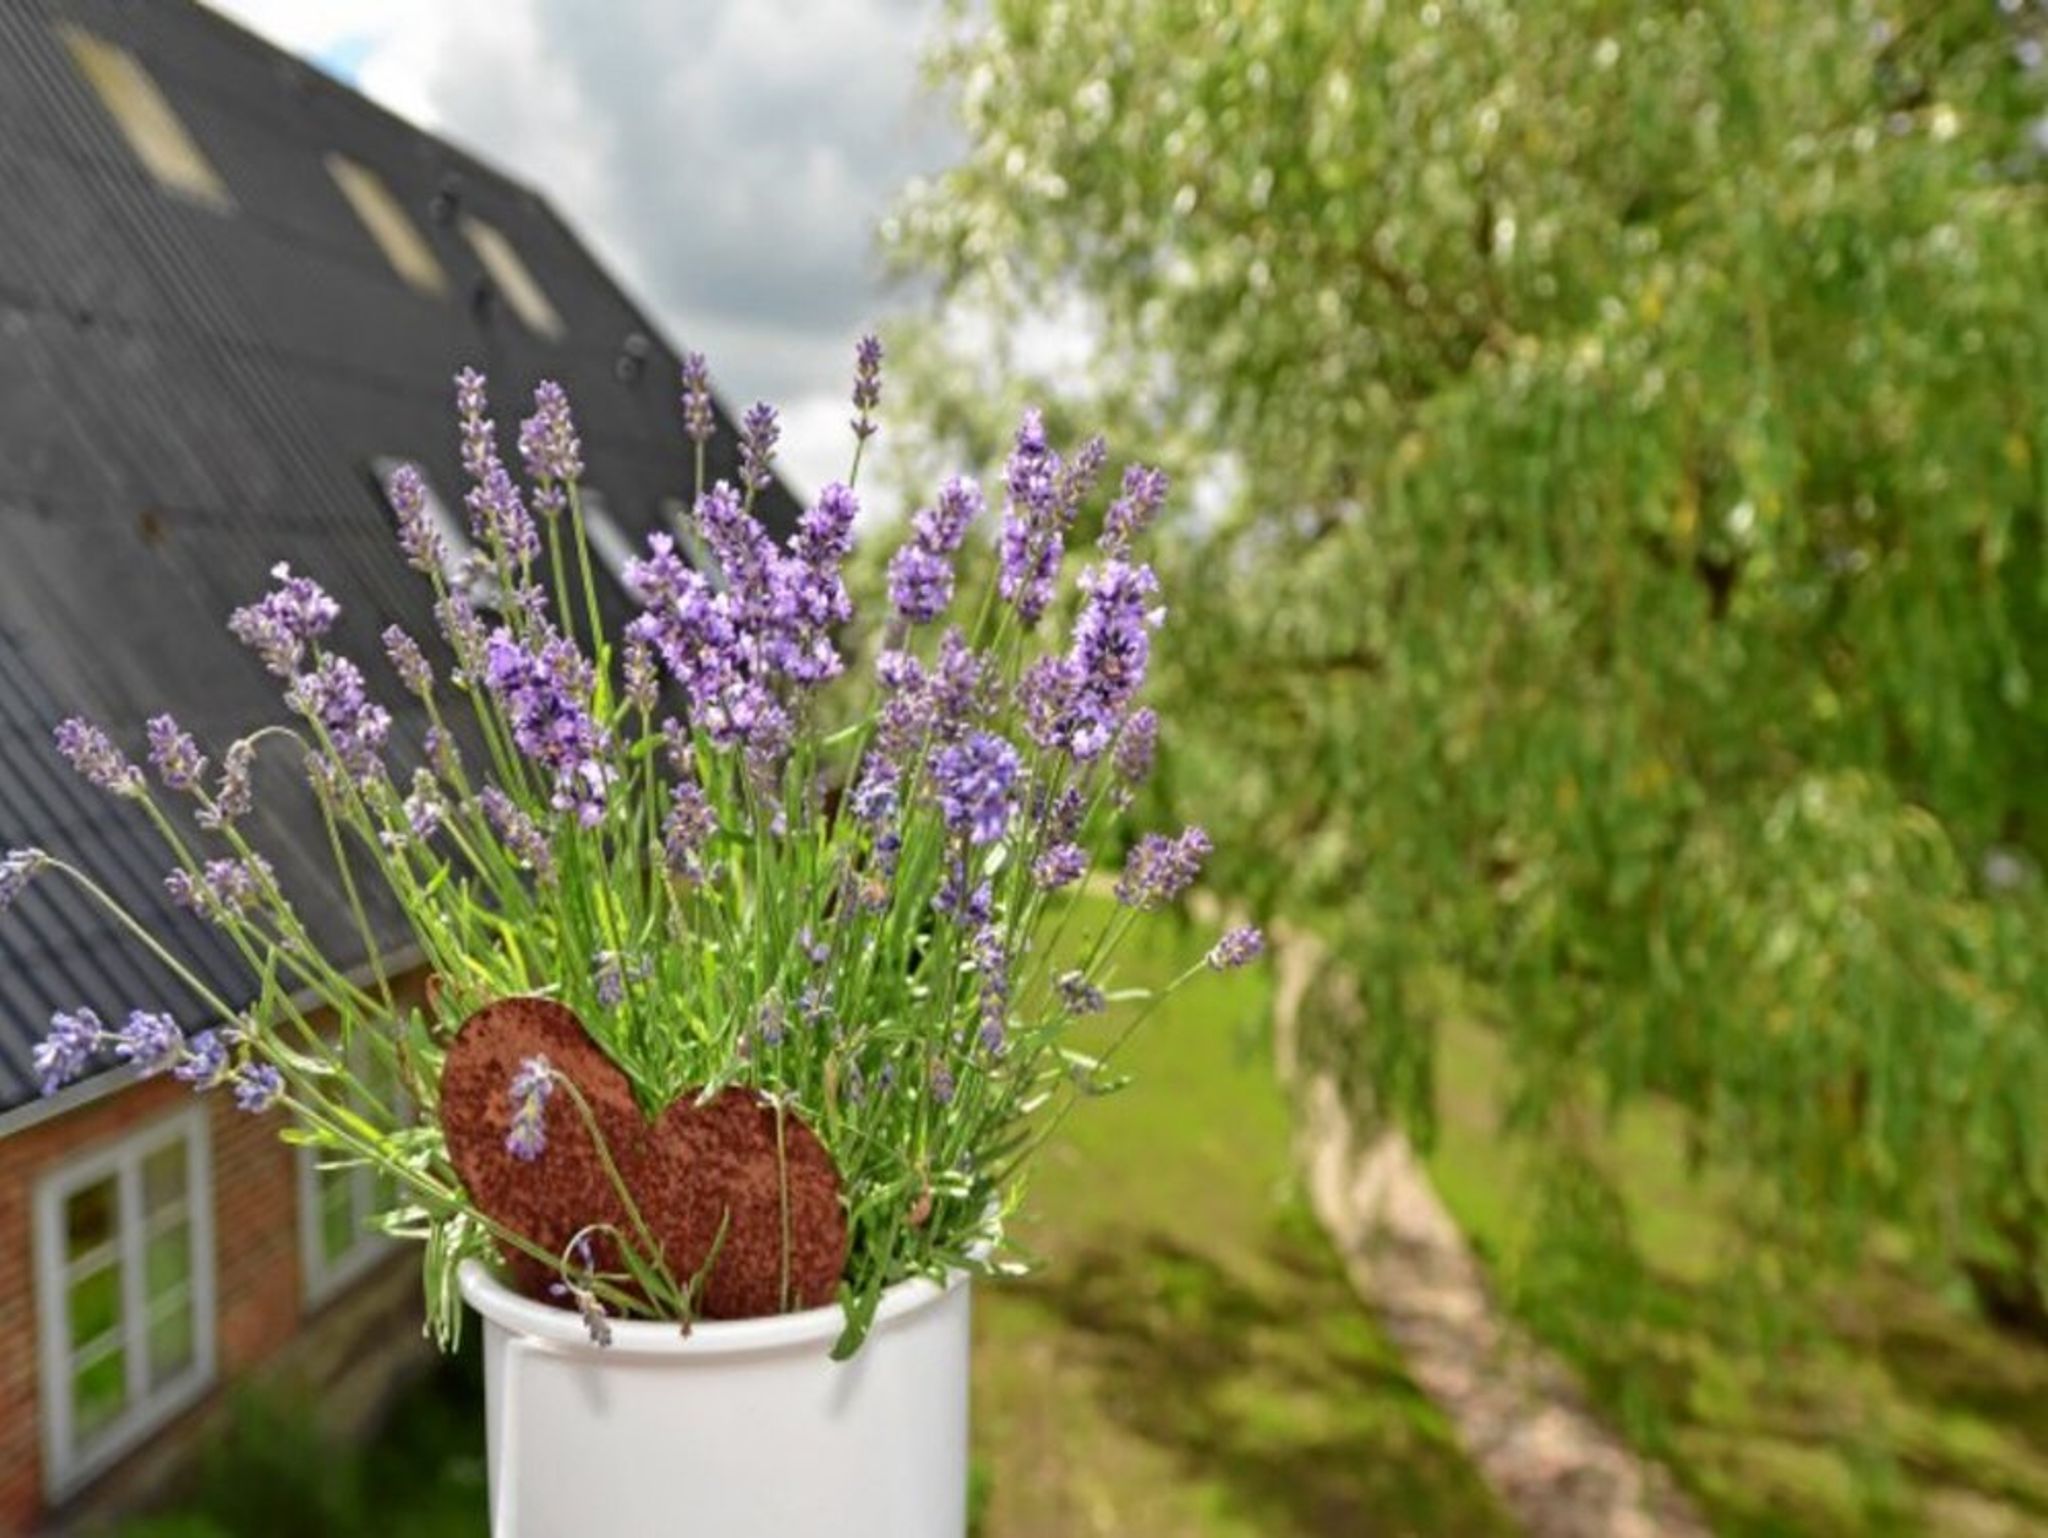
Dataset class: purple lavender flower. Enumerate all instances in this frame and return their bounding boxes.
[1112,708,1159,791]
[54,718,145,797]
[973,926,1009,1056]
[285,655,392,784]
[454,370,539,567]
[383,626,433,698]
[887,542,953,625]
[1064,560,1164,758]
[480,787,556,884]
[167,855,274,922]
[1,848,49,911]
[146,715,207,793]
[1115,826,1212,910]
[1059,435,1109,517]
[34,1008,104,1095]
[934,861,993,928]
[174,1029,229,1089]
[425,725,461,780]
[194,740,254,832]
[113,1010,182,1076]
[233,1060,284,1114]
[996,410,1066,625]
[593,953,627,1009]
[518,380,584,516]
[1207,926,1266,970]
[738,402,780,493]
[622,638,658,713]
[928,630,989,741]
[921,476,984,555]
[775,483,859,684]
[1032,842,1088,890]
[754,998,787,1050]
[506,1055,555,1160]
[1057,971,1106,1017]
[850,333,883,442]
[930,1060,957,1105]
[1018,655,1083,755]
[1102,464,1169,557]
[482,627,612,826]
[663,777,717,880]
[932,732,1022,846]
[435,592,489,682]
[385,462,445,575]
[399,770,445,845]
[228,563,340,677]
[680,351,716,446]
[849,760,900,826]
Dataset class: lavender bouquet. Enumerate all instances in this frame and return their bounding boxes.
[0,340,1261,1353]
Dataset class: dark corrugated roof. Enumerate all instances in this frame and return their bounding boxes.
[0,0,799,1113]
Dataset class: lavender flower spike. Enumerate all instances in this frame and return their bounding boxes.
[1,848,49,911]
[932,732,1023,846]
[679,351,716,445]
[34,1008,105,1096]
[850,333,883,442]
[232,1061,284,1114]
[518,380,585,517]
[113,1010,183,1076]
[227,562,341,677]
[386,462,446,575]
[146,715,207,792]
[173,1029,229,1089]
[54,718,145,797]
[1115,826,1213,911]
[506,1055,555,1160]
[1206,926,1266,971]
[739,401,780,493]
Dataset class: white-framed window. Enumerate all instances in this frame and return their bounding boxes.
[296,1042,404,1307]
[295,1147,397,1307]
[34,1105,217,1500]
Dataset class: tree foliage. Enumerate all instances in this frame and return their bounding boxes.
[894,0,2048,1301]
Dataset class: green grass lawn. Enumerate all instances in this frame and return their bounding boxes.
[968,911,1512,1538]
[1426,1015,2048,1538]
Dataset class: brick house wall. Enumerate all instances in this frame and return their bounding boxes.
[0,1059,435,1533]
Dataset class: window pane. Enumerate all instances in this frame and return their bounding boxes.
[320,1167,358,1265]
[65,1177,118,1262]
[142,1140,187,1213]
[144,1220,191,1298]
[147,1300,195,1382]
[73,1347,128,1441]
[68,1264,122,1351]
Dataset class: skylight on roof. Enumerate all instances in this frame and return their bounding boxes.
[327,155,447,298]
[461,215,566,340]
[58,25,233,212]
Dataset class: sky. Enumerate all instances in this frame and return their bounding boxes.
[200,0,959,502]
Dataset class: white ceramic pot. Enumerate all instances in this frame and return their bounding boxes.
[458,1259,972,1538]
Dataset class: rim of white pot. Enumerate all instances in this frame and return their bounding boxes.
[458,1257,969,1361]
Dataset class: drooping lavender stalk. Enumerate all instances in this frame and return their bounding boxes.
[113,1010,182,1075]
[198,739,256,831]
[33,1008,104,1095]
[173,1029,228,1089]
[232,1061,284,1114]
[0,848,48,911]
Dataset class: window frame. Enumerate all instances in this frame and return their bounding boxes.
[294,1144,396,1308]
[326,153,449,298]
[57,24,234,213]
[33,1103,217,1502]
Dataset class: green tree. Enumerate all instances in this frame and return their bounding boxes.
[892,0,2048,1309]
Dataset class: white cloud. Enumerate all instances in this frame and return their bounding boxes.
[201,0,956,503]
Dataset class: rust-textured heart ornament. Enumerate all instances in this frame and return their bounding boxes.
[439,996,850,1319]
